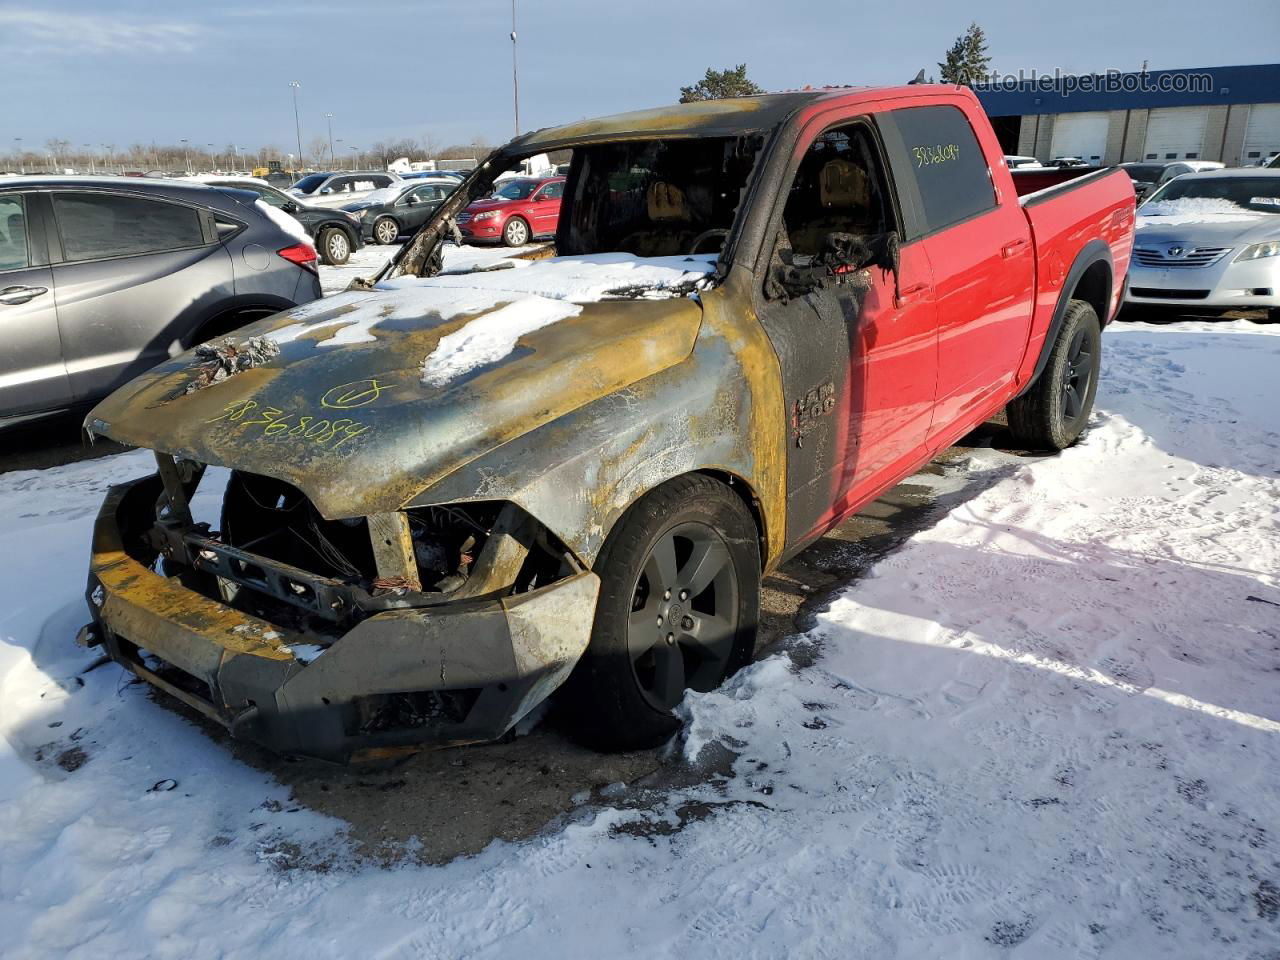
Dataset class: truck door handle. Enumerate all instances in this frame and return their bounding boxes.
[1111,210,1132,227]
[1001,238,1030,258]
[895,282,930,306]
[0,285,49,305]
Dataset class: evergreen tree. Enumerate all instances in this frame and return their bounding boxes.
[679,64,764,103]
[938,23,991,87]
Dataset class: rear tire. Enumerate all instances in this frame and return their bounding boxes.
[373,217,399,245]
[1007,299,1102,450]
[318,227,351,265]
[565,474,760,751]
[502,217,530,247]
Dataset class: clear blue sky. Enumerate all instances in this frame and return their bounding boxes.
[3,0,1276,155]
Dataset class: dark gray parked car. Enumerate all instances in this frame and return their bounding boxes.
[0,177,322,428]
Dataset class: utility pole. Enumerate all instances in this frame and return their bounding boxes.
[289,81,304,172]
[510,0,520,136]
[325,113,335,168]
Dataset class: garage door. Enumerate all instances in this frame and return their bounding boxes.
[1143,107,1208,161]
[1050,112,1108,164]
[1242,103,1280,163]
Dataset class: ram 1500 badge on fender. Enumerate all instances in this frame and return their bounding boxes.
[80,87,1134,762]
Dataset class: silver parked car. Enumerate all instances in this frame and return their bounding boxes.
[286,172,401,209]
[1126,169,1280,320]
[0,177,322,428]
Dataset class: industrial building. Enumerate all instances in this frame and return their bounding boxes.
[973,63,1280,167]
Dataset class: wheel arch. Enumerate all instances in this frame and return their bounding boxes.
[187,295,296,345]
[1015,240,1112,399]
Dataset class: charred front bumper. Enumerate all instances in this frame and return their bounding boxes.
[85,473,599,763]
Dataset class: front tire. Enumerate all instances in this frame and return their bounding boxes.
[318,227,350,265]
[502,216,530,247]
[1007,299,1102,450]
[566,474,760,750]
[373,217,399,245]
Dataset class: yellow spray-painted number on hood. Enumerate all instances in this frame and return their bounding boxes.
[207,398,371,450]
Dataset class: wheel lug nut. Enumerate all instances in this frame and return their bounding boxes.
[679,589,688,601]
[681,615,694,630]
[663,589,671,601]
[666,633,675,645]
[656,615,663,626]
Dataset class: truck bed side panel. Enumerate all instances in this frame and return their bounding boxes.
[1015,169,1135,389]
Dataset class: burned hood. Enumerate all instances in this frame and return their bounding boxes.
[88,254,716,518]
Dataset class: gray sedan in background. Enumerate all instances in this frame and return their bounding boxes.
[0,177,322,428]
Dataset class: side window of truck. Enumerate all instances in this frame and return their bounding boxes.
[889,105,996,234]
[780,121,894,257]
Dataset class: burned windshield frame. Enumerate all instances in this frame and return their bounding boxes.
[378,133,771,284]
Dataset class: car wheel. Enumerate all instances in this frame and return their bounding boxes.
[565,474,760,750]
[502,217,530,247]
[319,228,350,265]
[373,217,399,245]
[1007,299,1102,450]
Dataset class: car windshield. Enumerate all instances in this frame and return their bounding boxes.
[291,174,328,194]
[1124,165,1166,182]
[492,179,540,200]
[1146,177,1280,214]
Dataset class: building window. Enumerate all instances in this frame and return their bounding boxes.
[1145,153,1157,160]
[1186,153,1198,159]
[1165,153,1177,159]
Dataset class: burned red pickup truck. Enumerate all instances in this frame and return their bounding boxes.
[81,86,1134,762]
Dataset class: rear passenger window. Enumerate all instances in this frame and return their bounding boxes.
[52,193,205,261]
[0,195,28,271]
[892,105,996,232]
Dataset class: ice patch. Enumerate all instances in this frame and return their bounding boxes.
[421,297,582,386]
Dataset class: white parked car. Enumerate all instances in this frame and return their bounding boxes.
[1126,169,1280,320]
[287,171,401,209]
[1004,155,1044,169]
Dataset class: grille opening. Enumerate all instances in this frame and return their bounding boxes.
[1129,287,1210,300]
[120,638,216,707]
[349,689,482,735]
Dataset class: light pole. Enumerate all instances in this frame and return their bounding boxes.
[348,145,358,170]
[289,81,303,173]
[83,143,95,175]
[206,143,215,172]
[13,137,23,175]
[180,138,190,174]
[510,0,520,136]
[325,113,335,168]
[233,144,242,171]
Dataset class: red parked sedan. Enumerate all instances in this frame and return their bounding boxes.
[457,175,564,246]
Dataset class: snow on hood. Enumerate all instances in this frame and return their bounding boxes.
[253,199,311,245]
[1136,197,1262,227]
[268,253,716,357]
[347,185,406,207]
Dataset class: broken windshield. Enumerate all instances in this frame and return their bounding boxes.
[557,135,765,258]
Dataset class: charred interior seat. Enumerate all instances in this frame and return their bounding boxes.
[787,157,876,255]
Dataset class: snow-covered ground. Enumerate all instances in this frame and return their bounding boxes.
[2,319,1278,958]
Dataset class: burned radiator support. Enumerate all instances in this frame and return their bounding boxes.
[367,512,422,592]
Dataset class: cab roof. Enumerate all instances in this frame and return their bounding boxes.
[509,90,847,152]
